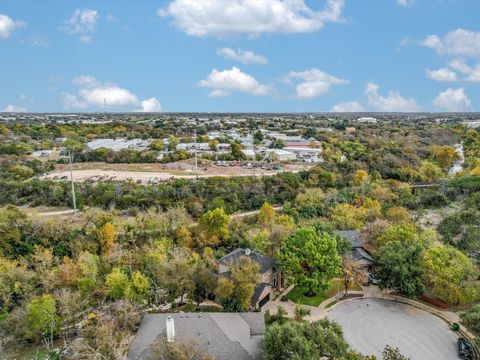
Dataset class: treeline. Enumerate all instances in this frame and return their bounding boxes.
[2,166,479,218]
[0,171,304,217]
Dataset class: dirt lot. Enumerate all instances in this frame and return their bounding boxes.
[46,160,313,184]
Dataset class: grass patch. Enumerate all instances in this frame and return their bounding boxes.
[286,279,363,307]
[285,286,329,307]
[325,300,337,308]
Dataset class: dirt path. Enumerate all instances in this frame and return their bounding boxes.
[42,169,296,183]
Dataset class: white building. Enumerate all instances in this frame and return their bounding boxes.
[242,149,256,159]
[356,117,377,123]
[86,138,151,151]
[208,132,222,140]
[268,132,304,142]
[283,146,323,163]
[266,149,296,161]
[176,143,211,151]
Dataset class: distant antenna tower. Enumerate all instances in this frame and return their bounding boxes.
[104,98,107,114]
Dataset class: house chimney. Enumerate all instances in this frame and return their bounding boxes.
[166,316,175,343]
[245,248,251,256]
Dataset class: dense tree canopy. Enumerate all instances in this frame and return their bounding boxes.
[279,227,341,296]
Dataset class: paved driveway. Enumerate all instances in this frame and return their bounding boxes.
[327,298,460,360]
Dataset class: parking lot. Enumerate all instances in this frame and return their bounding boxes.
[327,298,460,360]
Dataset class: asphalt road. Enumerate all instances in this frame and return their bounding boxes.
[327,298,460,360]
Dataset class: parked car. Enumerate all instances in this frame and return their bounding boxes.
[367,273,380,285]
[458,338,475,360]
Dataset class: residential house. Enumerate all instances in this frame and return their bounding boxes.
[334,230,374,268]
[219,248,281,308]
[128,312,265,360]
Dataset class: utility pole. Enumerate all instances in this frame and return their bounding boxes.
[194,127,198,172]
[69,149,77,215]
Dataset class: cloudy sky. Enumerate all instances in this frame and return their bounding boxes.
[0,0,478,112]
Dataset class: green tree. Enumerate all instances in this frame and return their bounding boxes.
[331,204,367,230]
[377,224,417,247]
[168,136,179,151]
[375,241,425,297]
[279,227,341,297]
[63,138,85,153]
[230,142,245,159]
[198,207,231,244]
[126,271,150,303]
[216,256,260,311]
[264,319,361,360]
[0,206,32,258]
[422,245,479,304]
[253,130,264,142]
[24,294,59,343]
[460,305,480,337]
[382,345,410,360]
[150,139,165,151]
[190,261,217,305]
[105,268,130,300]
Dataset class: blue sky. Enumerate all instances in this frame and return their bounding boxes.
[0,0,479,112]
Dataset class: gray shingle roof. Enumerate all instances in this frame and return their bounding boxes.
[219,248,276,274]
[251,283,270,305]
[128,312,264,360]
[333,230,363,248]
[352,248,374,266]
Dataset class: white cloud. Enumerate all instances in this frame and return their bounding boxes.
[3,104,27,112]
[62,75,160,111]
[197,67,270,97]
[218,48,267,65]
[21,33,49,47]
[423,59,480,83]
[447,59,480,82]
[433,88,472,112]
[73,75,101,88]
[365,81,420,112]
[159,0,345,38]
[60,9,99,43]
[420,29,480,58]
[0,14,25,39]
[448,59,472,74]
[61,93,87,109]
[331,101,364,112]
[396,0,414,7]
[426,68,457,82]
[284,68,349,99]
[79,86,138,107]
[466,64,480,82]
[137,98,162,112]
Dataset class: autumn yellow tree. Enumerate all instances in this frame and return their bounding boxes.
[331,204,367,230]
[353,169,369,186]
[257,202,276,229]
[98,222,116,257]
[432,145,460,170]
